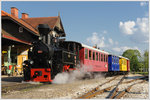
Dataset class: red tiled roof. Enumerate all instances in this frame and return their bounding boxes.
[22,17,59,30]
[2,10,65,36]
[1,10,39,35]
[2,10,8,16]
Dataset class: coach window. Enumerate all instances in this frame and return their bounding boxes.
[106,55,108,62]
[112,56,113,63]
[101,54,103,61]
[85,49,88,59]
[99,53,100,61]
[114,57,115,63]
[96,52,98,61]
[93,51,95,60]
[123,60,125,65]
[104,55,105,62]
[116,58,118,63]
[89,50,92,60]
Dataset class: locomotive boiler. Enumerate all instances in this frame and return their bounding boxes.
[23,24,81,82]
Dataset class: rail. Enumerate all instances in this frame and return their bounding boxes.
[77,75,148,99]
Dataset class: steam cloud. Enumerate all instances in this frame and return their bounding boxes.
[22,81,40,84]
[52,64,104,84]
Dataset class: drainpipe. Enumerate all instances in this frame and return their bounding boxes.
[8,46,11,65]
[7,46,11,75]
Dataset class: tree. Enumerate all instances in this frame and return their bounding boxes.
[122,49,142,72]
[143,50,149,72]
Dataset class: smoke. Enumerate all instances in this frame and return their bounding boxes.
[22,81,40,84]
[52,64,104,84]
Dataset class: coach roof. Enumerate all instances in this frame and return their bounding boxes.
[119,56,129,60]
[81,44,109,54]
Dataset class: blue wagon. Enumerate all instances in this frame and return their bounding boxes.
[108,55,120,71]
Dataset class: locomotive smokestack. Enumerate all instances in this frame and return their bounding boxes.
[38,24,51,44]
[38,24,51,36]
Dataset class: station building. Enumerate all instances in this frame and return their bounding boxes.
[1,7,65,75]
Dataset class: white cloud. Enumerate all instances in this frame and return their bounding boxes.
[108,38,113,45]
[115,41,118,45]
[86,32,119,49]
[112,47,121,52]
[140,2,148,6]
[143,40,149,43]
[86,32,107,48]
[145,12,149,17]
[119,17,149,43]
[136,18,149,37]
[119,21,136,35]
[112,46,139,53]
[103,30,107,34]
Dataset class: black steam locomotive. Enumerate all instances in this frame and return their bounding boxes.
[23,24,81,82]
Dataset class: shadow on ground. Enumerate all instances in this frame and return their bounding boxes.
[2,76,24,82]
[124,76,149,81]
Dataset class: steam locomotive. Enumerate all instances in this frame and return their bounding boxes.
[23,24,81,82]
[23,24,130,82]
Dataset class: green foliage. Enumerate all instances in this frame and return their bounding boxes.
[144,50,149,69]
[122,49,141,72]
[122,49,149,72]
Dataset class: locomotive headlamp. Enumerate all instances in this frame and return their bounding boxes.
[39,36,42,40]
[22,62,26,66]
[48,60,52,64]
[30,60,34,65]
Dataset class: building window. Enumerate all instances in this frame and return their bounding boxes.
[85,49,88,59]
[93,51,95,60]
[19,27,23,33]
[89,50,92,60]
[96,52,98,61]
[101,54,103,61]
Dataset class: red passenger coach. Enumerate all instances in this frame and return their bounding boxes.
[79,44,109,72]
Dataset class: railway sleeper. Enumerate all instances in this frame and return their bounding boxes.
[114,80,146,99]
[78,76,118,99]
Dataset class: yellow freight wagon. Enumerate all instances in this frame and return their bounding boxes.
[119,57,127,71]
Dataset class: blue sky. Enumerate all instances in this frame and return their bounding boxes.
[2,1,149,55]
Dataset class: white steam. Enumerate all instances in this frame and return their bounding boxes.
[22,81,41,84]
[52,64,104,84]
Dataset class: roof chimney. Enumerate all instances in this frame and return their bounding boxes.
[22,13,29,19]
[11,7,18,18]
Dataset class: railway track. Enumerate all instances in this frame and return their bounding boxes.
[77,75,148,99]
[77,75,123,99]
